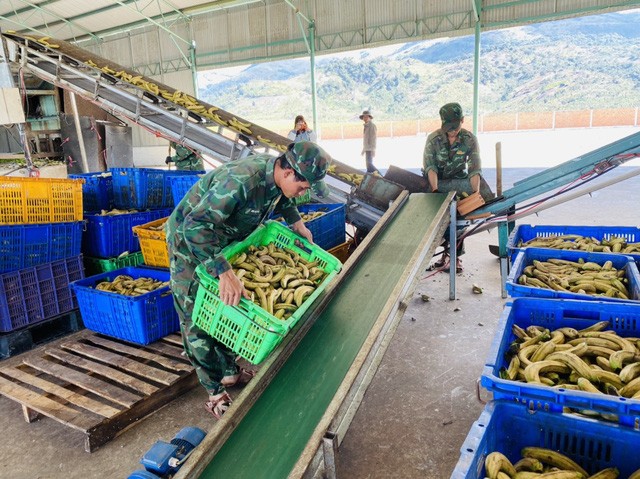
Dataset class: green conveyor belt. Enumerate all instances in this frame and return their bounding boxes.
[200,194,445,478]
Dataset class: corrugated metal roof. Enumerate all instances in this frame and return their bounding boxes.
[1,0,638,72]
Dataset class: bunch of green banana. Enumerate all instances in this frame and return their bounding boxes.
[517,258,630,299]
[95,274,169,296]
[271,211,325,223]
[335,172,364,185]
[501,320,640,403]
[519,234,640,254]
[484,447,623,478]
[229,242,327,320]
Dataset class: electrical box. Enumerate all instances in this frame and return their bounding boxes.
[0,88,25,125]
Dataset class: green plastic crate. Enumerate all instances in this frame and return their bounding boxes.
[83,251,145,276]
[193,221,342,364]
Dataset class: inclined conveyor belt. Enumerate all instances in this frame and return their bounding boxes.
[174,192,449,478]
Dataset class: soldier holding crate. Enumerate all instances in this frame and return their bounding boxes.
[165,141,332,419]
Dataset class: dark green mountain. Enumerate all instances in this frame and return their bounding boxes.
[198,10,640,121]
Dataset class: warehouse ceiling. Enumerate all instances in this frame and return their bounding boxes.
[1,1,639,74]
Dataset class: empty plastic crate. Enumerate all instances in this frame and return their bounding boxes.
[192,221,342,364]
[82,208,172,258]
[451,401,640,479]
[68,172,114,213]
[0,221,84,273]
[111,168,204,209]
[0,255,85,332]
[167,173,203,206]
[508,224,640,263]
[507,247,640,303]
[481,298,640,427]
[71,266,178,345]
[0,176,83,225]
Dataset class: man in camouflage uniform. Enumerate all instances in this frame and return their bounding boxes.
[422,102,483,273]
[165,141,331,418]
[166,141,205,171]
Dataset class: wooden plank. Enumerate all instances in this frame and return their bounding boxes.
[1,366,121,418]
[83,373,199,453]
[23,356,141,408]
[45,347,160,395]
[162,333,183,346]
[82,336,192,373]
[57,342,180,386]
[0,376,97,432]
[143,341,189,364]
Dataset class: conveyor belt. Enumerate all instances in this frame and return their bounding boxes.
[181,193,447,478]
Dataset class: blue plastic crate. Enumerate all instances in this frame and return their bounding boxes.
[68,172,114,213]
[452,401,640,479]
[111,168,205,209]
[82,209,172,258]
[271,203,346,251]
[508,224,640,264]
[167,173,203,206]
[481,298,640,427]
[0,255,85,332]
[507,247,640,303]
[0,221,84,273]
[71,266,178,345]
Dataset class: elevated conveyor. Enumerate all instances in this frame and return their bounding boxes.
[1,31,392,229]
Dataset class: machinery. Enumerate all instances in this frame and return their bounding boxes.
[128,427,206,479]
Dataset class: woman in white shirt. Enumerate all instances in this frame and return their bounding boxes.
[287,115,318,143]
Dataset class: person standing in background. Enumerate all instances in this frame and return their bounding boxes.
[288,115,317,143]
[166,141,205,171]
[359,110,379,174]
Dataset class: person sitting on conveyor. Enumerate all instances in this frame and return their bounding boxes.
[422,102,483,274]
[165,141,332,419]
[166,141,205,171]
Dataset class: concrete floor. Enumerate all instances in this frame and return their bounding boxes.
[0,166,638,478]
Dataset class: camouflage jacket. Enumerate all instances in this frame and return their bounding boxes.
[165,154,301,277]
[422,128,481,180]
[171,143,205,171]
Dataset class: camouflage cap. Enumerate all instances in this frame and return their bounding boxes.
[440,102,464,132]
[285,141,332,197]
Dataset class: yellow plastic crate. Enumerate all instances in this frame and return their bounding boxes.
[132,216,169,267]
[327,238,355,263]
[0,177,84,224]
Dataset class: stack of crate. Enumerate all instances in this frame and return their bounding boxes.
[451,224,640,478]
[0,176,86,339]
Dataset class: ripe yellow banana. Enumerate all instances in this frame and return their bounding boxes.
[484,451,517,479]
[521,447,588,477]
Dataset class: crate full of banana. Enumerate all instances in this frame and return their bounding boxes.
[71,266,178,345]
[507,224,640,264]
[507,247,640,303]
[481,297,640,428]
[192,220,342,364]
[451,401,640,479]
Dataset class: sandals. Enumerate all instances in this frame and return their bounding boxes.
[221,367,256,388]
[428,254,463,274]
[204,392,232,419]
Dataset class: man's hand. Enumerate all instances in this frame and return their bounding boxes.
[218,269,250,306]
[291,219,313,244]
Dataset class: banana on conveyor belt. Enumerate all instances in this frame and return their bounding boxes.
[519,234,640,254]
[229,242,328,320]
[95,274,169,296]
[327,164,365,186]
[501,319,640,423]
[517,258,630,299]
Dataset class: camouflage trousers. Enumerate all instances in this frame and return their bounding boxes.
[169,247,238,396]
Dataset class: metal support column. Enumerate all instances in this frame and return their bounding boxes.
[449,199,457,300]
[309,20,318,131]
[321,432,338,479]
[498,221,509,299]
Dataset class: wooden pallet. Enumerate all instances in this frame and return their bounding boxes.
[0,329,197,452]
